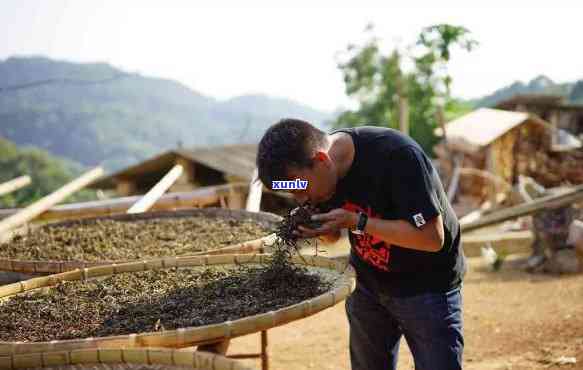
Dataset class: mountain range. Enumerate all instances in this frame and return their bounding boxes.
[0,57,331,171]
[1,56,582,173]
[471,75,582,107]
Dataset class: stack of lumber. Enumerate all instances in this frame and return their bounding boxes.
[514,125,583,187]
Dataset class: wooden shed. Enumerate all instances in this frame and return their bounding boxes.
[435,108,582,211]
[90,144,293,213]
[91,145,257,195]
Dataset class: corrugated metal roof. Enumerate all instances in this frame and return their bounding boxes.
[442,108,534,147]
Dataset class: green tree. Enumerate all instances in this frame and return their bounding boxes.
[335,24,478,155]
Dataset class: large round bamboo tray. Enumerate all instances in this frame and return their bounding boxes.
[0,208,281,278]
[0,253,354,356]
[0,347,254,370]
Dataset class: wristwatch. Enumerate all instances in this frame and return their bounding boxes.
[352,211,368,235]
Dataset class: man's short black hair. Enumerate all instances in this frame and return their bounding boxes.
[257,118,327,189]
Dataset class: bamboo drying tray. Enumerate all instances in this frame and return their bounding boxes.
[0,347,254,370]
[0,208,281,275]
[0,253,355,356]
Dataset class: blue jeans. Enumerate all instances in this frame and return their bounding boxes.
[345,284,464,370]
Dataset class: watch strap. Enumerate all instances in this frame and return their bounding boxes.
[353,211,368,234]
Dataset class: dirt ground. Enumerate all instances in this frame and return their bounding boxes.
[228,254,583,369]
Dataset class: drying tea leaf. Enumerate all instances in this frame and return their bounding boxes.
[0,217,270,262]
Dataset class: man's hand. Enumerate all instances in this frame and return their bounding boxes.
[317,230,341,244]
[295,208,357,238]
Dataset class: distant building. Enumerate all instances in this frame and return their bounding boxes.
[435,108,582,214]
[90,144,292,213]
[495,94,583,138]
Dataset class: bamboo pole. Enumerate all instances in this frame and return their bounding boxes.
[0,176,31,197]
[461,183,583,233]
[0,183,249,222]
[127,165,183,214]
[0,167,104,242]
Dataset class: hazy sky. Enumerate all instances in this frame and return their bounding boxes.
[1,1,582,112]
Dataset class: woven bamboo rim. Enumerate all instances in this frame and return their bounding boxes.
[0,208,281,274]
[0,347,254,370]
[0,253,355,356]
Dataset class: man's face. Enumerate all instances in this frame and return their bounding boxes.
[285,152,337,206]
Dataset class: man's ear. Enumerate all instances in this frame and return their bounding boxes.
[313,151,330,163]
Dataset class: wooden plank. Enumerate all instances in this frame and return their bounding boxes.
[127,165,183,214]
[461,183,583,233]
[245,168,262,212]
[0,167,104,242]
[329,230,534,261]
[462,231,533,257]
[0,175,31,196]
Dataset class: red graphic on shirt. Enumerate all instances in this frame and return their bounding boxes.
[342,201,390,271]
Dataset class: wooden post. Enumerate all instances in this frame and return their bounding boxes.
[249,169,268,370]
[435,102,457,187]
[398,96,409,136]
[245,168,263,212]
[127,165,183,214]
[227,188,245,210]
[116,179,136,196]
[0,167,104,242]
[447,161,461,203]
[261,330,269,370]
[0,176,31,196]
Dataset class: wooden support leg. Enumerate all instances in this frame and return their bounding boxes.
[261,330,269,370]
[219,195,228,209]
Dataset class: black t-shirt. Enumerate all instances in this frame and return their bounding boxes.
[329,126,465,297]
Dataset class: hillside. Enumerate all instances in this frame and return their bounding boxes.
[0,57,331,171]
[0,137,95,207]
[471,75,578,107]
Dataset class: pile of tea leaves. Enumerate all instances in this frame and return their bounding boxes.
[0,264,333,342]
[0,217,270,262]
